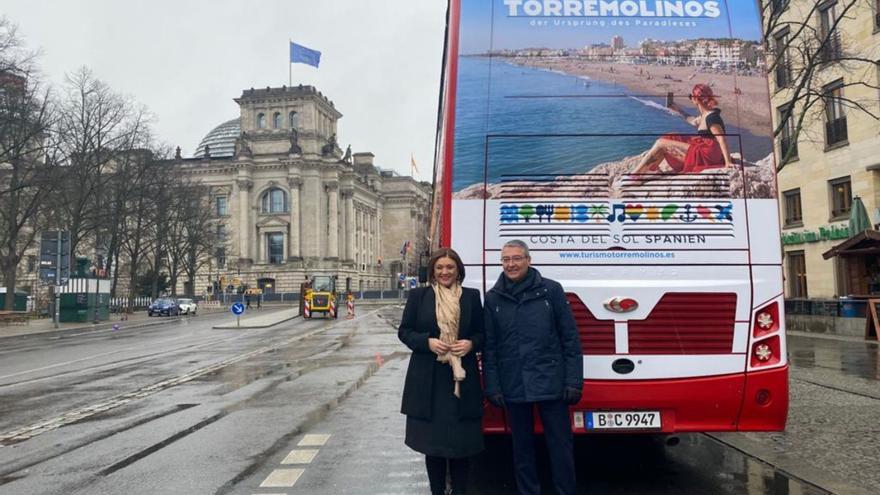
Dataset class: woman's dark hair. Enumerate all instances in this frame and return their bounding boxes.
[427,248,466,285]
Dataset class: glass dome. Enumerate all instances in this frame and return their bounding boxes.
[193,118,240,158]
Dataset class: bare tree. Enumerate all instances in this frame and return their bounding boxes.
[761,0,880,169]
[164,180,220,297]
[116,149,160,310]
[54,67,152,258]
[0,17,60,309]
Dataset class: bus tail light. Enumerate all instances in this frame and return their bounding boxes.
[750,335,780,368]
[753,302,779,338]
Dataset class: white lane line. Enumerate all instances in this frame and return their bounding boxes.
[0,327,330,444]
[0,333,215,381]
[297,433,331,447]
[281,449,319,464]
[260,468,304,488]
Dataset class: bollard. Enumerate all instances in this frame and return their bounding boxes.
[346,294,355,319]
[303,298,311,319]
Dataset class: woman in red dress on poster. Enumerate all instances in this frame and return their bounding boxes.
[632,83,735,176]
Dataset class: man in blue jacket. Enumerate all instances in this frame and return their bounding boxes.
[483,239,582,495]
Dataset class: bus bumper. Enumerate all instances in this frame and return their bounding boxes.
[482,365,788,434]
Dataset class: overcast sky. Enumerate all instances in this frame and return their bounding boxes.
[1,0,449,179]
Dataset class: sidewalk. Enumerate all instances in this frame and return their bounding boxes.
[0,306,228,339]
[213,307,300,329]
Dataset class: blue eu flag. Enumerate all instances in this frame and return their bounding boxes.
[290,42,321,68]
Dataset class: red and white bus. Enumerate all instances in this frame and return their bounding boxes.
[430,0,788,433]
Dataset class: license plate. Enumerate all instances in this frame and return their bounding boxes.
[585,411,661,430]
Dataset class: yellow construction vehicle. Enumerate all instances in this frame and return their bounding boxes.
[302,275,337,319]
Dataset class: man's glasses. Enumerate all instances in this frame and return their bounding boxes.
[501,256,527,264]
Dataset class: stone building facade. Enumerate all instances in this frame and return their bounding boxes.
[175,85,431,295]
[770,0,880,299]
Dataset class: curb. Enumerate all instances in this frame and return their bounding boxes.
[0,310,230,340]
[705,432,873,495]
[212,312,301,330]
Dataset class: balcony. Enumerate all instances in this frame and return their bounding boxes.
[774,63,791,88]
[825,117,848,147]
[817,31,842,64]
[780,136,798,160]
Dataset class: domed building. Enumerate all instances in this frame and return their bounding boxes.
[193,118,240,158]
[170,84,431,295]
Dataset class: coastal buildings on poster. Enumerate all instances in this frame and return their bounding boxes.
[486,37,762,68]
[771,0,880,299]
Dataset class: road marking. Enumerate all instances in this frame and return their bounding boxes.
[281,449,319,464]
[0,326,331,445]
[297,433,330,447]
[0,333,219,382]
[260,468,304,488]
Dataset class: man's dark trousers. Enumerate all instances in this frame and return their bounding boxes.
[506,400,576,495]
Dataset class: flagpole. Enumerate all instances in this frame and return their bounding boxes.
[288,39,292,86]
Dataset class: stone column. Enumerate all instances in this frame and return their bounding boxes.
[325,181,339,259]
[368,210,375,269]
[237,179,253,261]
[356,208,363,266]
[343,191,354,262]
[287,177,302,259]
[302,170,322,258]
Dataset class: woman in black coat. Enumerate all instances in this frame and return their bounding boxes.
[399,247,484,495]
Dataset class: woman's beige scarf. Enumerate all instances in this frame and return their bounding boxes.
[434,283,466,398]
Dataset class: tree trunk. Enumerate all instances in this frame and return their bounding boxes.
[3,265,17,311]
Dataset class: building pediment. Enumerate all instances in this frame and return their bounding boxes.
[212,185,232,195]
[256,215,290,228]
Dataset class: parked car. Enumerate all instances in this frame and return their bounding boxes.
[147,298,180,317]
[177,298,198,315]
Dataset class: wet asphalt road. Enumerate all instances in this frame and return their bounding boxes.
[0,307,876,494]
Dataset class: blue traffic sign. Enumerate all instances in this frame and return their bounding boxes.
[409,278,418,289]
[231,302,245,315]
[398,273,406,282]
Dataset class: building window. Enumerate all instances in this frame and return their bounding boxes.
[823,80,848,147]
[787,251,808,298]
[260,188,288,213]
[778,102,798,160]
[257,113,266,129]
[783,189,803,227]
[273,112,282,129]
[829,176,852,219]
[267,233,284,264]
[215,196,227,216]
[818,1,841,63]
[770,0,789,17]
[26,255,36,273]
[773,29,791,89]
[875,0,880,30]
[289,111,298,129]
[215,247,226,268]
[216,223,227,242]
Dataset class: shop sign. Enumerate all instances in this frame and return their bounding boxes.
[781,223,849,246]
